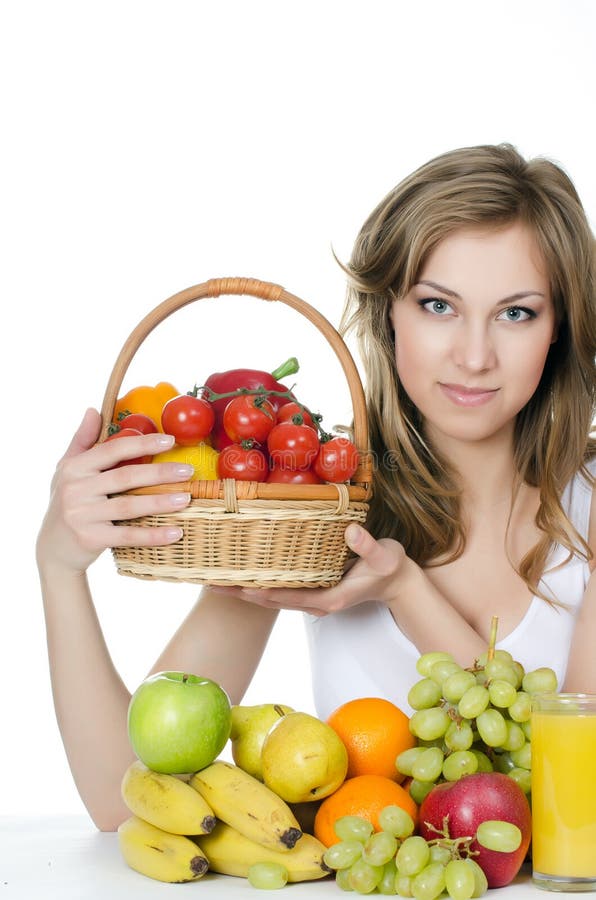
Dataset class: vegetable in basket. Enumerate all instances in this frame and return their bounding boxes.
[204,358,299,449]
[113,382,179,433]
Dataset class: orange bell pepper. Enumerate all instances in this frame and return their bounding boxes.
[113,382,179,433]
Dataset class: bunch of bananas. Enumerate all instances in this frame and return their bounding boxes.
[118,759,330,884]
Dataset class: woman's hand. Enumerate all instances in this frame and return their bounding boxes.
[36,408,195,576]
[228,524,415,616]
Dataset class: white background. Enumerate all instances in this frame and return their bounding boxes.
[1,0,595,817]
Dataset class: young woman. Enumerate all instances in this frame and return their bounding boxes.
[37,144,596,829]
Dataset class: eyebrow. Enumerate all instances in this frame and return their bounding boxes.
[416,280,546,305]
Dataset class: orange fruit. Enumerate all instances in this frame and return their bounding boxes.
[313,774,418,847]
[326,697,416,781]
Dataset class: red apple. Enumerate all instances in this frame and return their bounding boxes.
[418,772,531,888]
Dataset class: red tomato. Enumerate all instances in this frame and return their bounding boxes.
[314,437,359,483]
[117,412,159,434]
[275,402,318,430]
[105,427,153,466]
[217,442,269,482]
[161,394,215,446]
[223,395,277,443]
[266,467,323,485]
[267,421,321,471]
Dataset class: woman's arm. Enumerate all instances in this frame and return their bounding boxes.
[563,480,596,692]
[37,410,277,830]
[233,524,489,666]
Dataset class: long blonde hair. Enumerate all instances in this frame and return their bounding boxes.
[341,144,596,595]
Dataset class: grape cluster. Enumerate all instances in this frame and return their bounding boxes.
[398,650,557,804]
[323,807,519,898]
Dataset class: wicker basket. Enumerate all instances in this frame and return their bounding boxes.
[99,277,373,588]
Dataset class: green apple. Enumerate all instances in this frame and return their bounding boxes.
[127,671,231,774]
[261,711,348,803]
[230,703,294,780]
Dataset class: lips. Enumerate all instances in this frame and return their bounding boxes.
[439,383,499,407]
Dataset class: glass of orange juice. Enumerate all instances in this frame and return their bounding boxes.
[531,693,596,891]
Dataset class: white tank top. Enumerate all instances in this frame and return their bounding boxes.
[305,459,596,720]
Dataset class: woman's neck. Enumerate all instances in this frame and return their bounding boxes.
[427,423,521,512]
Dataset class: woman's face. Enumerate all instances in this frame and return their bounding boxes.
[389,221,556,448]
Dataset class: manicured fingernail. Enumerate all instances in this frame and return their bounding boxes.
[155,434,176,447]
[169,492,191,506]
[173,464,195,477]
[345,524,361,545]
[165,526,183,541]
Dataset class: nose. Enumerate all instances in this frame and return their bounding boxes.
[452,320,496,372]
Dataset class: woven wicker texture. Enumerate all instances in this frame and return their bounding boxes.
[101,278,373,588]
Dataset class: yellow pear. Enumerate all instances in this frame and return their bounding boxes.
[230,703,294,780]
[261,712,348,803]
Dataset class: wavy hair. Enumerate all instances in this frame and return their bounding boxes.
[340,144,596,597]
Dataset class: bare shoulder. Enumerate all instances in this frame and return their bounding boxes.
[588,471,596,572]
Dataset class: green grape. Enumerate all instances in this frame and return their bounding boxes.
[510,742,532,770]
[412,747,445,783]
[458,685,490,719]
[511,661,525,688]
[463,858,488,898]
[445,719,474,751]
[335,815,375,843]
[395,873,414,898]
[378,859,398,896]
[508,766,532,794]
[476,820,522,853]
[396,746,428,777]
[521,719,532,741]
[470,748,493,772]
[477,649,514,666]
[508,691,531,723]
[324,840,364,870]
[494,751,515,773]
[483,658,519,686]
[247,862,289,890]
[500,721,526,752]
[522,666,558,695]
[379,805,415,839]
[349,858,384,894]
[429,845,452,866]
[411,862,447,900]
[409,707,451,741]
[429,659,462,686]
[487,678,517,709]
[476,708,508,747]
[362,831,399,867]
[445,858,476,900]
[396,836,431,876]
[442,749,478,781]
[442,670,477,703]
[408,779,437,805]
[336,867,355,892]
[416,652,454,677]
[408,678,443,710]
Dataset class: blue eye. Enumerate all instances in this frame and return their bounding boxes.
[498,306,536,322]
[420,298,453,315]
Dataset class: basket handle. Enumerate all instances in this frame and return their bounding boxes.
[99,277,372,487]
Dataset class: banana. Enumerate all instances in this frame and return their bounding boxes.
[189,760,302,851]
[195,820,331,882]
[118,815,209,883]
[121,760,216,835]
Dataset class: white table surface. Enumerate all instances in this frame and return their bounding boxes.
[0,815,542,900]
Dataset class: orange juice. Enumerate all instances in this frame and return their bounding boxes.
[531,694,596,888]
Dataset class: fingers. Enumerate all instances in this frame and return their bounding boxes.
[62,408,102,459]
[345,524,401,576]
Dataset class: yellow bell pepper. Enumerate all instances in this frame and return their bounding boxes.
[152,443,219,480]
[113,382,179,433]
